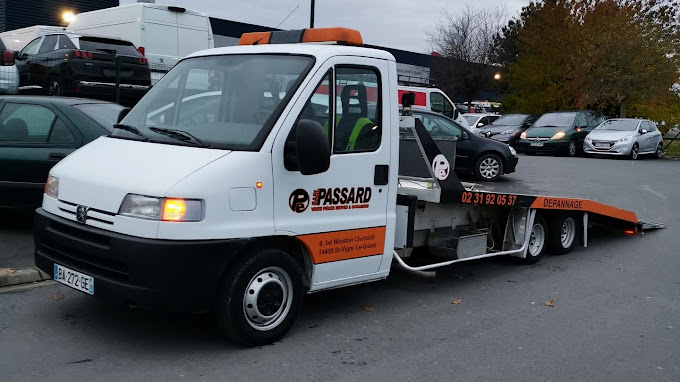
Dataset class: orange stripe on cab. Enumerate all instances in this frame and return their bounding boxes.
[298,227,386,264]
[530,197,638,223]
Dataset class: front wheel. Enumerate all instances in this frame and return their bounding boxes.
[566,140,577,157]
[47,78,63,96]
[475,153,504,181]
[654,142,663,159]
[629,143,639,160]
[215,249,304,346]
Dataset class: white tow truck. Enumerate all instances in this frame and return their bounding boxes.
[34,28,663,346]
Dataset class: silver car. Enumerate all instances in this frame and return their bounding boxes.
[584,118,663,159]
[0,38,19,95]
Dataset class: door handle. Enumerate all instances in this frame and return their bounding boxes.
[374,165,389,186]
[48,153,66,161]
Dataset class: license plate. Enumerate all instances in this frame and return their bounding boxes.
[595,143,610,148]
[530,142,544,147]
[54,264,94,295]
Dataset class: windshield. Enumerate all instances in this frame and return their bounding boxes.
[534,112,576,127]
[73,103,125,132]
[463,115,480,125]
[119,54,314,150]
[491,114,527,126]
[595,119,639,131]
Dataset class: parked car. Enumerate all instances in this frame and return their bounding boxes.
[14,33,151,106]
[477,113,539,147]
[583,118,664,159]
[0,96,125,209]
[402,109,518,181]
[463,113,501,134]
[517,110,604,156]
[0,38,19,95]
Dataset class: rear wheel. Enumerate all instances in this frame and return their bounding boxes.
[629,143,639,160]
[215,249,304,346]
[548,214,577,255]
[475,154,504,181]
[516,214,548,264]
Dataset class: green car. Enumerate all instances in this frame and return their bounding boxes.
[0,96,125,209]
[517,110,604,156]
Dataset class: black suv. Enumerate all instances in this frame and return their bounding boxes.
[14,33,151,106]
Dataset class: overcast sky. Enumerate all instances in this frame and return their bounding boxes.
[119,0,529,52]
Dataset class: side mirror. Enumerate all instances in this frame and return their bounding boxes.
[477,122,484,127]
[117,107,131,123]
[296,119,330,175]
[640,129,648,135]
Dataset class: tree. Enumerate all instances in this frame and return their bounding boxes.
[498,0,680,118]
[428,6,507,107]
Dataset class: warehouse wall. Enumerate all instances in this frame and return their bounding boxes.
[0,0,117,32]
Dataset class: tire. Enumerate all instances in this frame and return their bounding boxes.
[475,153,504,181]
[516,214,548,264]
[215,249,304,346]
[629,143,639,160]
[566,140,577,157]
[548,214,577,255]
[654,142,663,159]
[47,78,63,96]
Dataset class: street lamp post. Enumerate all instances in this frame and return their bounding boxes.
[310,0,315,28]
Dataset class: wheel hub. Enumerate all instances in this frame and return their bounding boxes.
[243,267,293,331]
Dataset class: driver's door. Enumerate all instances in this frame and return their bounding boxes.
[16,37,44,89]
[272,58,394,291]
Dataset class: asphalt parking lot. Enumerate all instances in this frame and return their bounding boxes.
[1,154,678,382]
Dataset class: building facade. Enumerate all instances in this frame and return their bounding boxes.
[0,0,117,32]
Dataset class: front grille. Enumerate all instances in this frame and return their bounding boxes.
[58,200,115,225]
[39,218,129,282]
[527,137,550,141]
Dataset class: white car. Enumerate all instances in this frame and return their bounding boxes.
[0,38,19,95]
[463,113,500,135]
[584,118,664,159]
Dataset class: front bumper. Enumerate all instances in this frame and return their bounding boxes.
[34,208,249,313]
[583,139,633,155]
[517,139,569,153]
[505,156,519,173]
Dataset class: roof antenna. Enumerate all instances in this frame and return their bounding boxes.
[275,5,300,28]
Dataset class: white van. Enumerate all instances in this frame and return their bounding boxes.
[0,25,66,51]
[67,3,213,83]
[398,85,470,128]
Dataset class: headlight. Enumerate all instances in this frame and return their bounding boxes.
[618,135,634,142]
[502,129,515,135]
[118,194,203,222]
[520,131,527,139]
[44,176,59,199]
[509,146,517,157]
[551,131,566,140]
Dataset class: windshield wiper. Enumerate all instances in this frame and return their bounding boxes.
[149,127,212,148]
[112,124,149,140]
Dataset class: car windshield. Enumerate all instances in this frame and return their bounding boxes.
[463,115,480,125]
[72,103,125,132]
[595,119,639,131]
[534,112,576,127]
[118,54,314,150]
[491,114,527,126]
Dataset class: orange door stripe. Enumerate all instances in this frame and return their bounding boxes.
[298,227,386,264]
[530,197,638,223]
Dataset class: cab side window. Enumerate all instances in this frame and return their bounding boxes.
[20,37,42,56]
[430,92,445,116]
[0,103,74,144]
[334,67,381,153]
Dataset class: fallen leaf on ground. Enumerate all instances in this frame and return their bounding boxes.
[52,293,64,301]
[451,299,462,305]
[545,299,555,307]
[360,305,374,312]
[0,268,15,276]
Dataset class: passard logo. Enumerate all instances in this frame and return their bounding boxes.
[289,189,310,213]
[311,187,371,212]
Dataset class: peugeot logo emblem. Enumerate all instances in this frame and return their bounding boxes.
[76,205,89,224]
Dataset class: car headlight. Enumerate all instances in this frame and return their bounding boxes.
[551,131,566,140]
[119,194,203,222]
[618,135,634,142]
[520,131,527,139]
[45,176,59,199]
[509,146,517,157]
[503,129,515,135]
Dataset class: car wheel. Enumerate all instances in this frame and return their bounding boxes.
[215,248,304,346]
[515,214,548,264]
[475,154,504,181]
[567,140,577,157]
[629,143,639,160]
[654,142,663,159]
[48,79,62,96]
[548,214,577,255]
